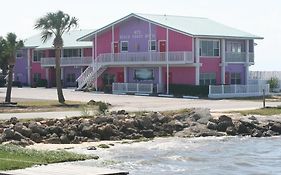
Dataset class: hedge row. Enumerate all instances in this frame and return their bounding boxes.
[169,84,209,97]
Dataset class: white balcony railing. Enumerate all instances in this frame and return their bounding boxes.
[225,52,254,63]
[41,57,92,67]
[95,51,194,65]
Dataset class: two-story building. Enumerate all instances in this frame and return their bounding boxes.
[15,30,93,87]
[76,13,263,94]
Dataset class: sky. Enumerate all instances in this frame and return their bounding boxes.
[0,0,280,71]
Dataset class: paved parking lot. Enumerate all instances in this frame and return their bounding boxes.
[1,87,281,112]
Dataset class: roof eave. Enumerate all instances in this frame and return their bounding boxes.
[195,35,264,40]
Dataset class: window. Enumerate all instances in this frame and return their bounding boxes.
[121,41,128,52]
[33,50,45,62]
[66,73,76,83]
[200,40,220,57]
[16,50,23,58]
[134,69,154,81]
[200,73,216,85]
[231,43,242,53]
[63,49,82,57]
[148,40,156,51]
[231,73,241,84]
[33,73,41,82]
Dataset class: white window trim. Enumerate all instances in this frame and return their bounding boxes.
[148,40,157,51]
[32,50,43,63]
[199,39,220,57]
[120,41,129,52]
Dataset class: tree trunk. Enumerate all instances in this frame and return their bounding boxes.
[5,65,14,103]
[55,48,65,103]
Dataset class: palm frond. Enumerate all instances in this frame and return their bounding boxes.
[41,30,53,43]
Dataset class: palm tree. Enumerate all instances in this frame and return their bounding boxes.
[0,37,8,75]
[3,33,24,103]
[34,11,78,103]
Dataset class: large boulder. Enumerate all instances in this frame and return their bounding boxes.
[46,126,64,135]
[251,128,263,137]
[28,122,47,136]
[207,121,218,130]
[3,128,15,139]
[137,117,153,130]
[188,108,212,124]
[217,115,234,132]
[141,129,155,138]
[14,123,32,137]
[44,133,61,144]
[30,133,42,143]
[98,124,115,140]
[270,122,281,134]
[226,126,237,136]
[60,134,70,144]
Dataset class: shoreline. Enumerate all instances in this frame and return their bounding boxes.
[1,108,281,148]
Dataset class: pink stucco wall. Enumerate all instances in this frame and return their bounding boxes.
[169,30,192,51]
[162,67,195,85]
[83,48,92,57]
[156,26,192,51]
[156,26,166,41]
[200,57,221,84]
[97,30,112,56]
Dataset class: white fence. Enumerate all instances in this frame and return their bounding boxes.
[249,71,281,91]
[208,84,270,98]
[112,83,155,94]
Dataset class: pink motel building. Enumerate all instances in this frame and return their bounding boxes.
[76,13,263,94]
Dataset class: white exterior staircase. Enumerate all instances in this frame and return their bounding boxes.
[76,62,106,90]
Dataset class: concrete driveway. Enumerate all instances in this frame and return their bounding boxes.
[1,87,281,113]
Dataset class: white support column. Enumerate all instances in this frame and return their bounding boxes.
[149,22,152,61]
[111,25,114,60]
[94,33,98,90]
[195,38,200,85]
[45,68,49,85]
[245,39,250,85]
[221,39,226,84]
[27,49,31,86]
[158,66,162,84]
[124,67,127,83]
[166,28,169,94]
[191,38,195,62]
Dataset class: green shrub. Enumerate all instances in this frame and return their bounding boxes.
[103,85,112,93]
[267,77,279,91]
[36,79,48,87]
[169,84,209,97]
[12,81,22,87]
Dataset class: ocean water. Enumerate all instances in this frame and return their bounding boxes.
[74,137,281,175]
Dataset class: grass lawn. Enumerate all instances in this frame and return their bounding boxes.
[0,144,97,171]
[0,100,100,114]
[233,107,281,116]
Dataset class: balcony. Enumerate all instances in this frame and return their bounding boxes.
[41,57,92,67]
[225,52,254,63]
[95,51,194,66]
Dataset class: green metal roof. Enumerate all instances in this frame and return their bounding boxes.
[135,13,263,39]
[79,13,263,41]
[24,29,94,49]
